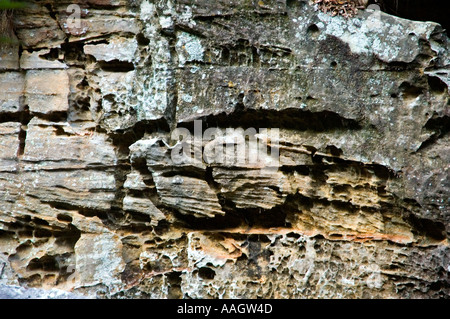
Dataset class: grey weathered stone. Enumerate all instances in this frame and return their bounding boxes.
[25,70,70,114]
[0,284,87,299]
[20,49,68,70]
[0,0,448,299]
[0,45,20,70]
[0,72,25,113]
[84,37,138,63]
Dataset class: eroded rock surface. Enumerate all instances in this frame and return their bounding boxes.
[0,0,449,298]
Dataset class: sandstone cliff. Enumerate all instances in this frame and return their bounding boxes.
[0,0,449,298]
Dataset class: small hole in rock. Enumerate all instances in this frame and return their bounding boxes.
[34,228,52,238]
[57,214,73,223]
[286,232,301,239]
[18,230,33,237]
[307,24,320,37]
[198,267,216,280]
[136,33,150,46]
[428,76,447,94]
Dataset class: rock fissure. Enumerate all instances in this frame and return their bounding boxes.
[0,0,448,298]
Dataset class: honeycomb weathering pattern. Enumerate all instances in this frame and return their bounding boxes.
[0,0,449,298]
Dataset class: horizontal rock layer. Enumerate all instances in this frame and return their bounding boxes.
[0,0,449,298]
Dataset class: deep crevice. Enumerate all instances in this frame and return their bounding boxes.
[417,115,450,152]
[377,0,450,36]
[109,119,169,159]
[17,105,32,157]
[407,214,446,241]
[166,271,182,299]
[98,60,135,72]
[38,48,60,61]
[178,108,361,132]
[26,255,59,272]
[32,111,68,122]
[44,200,108,221]
[61,41,87,64]
[427,76,448,94]
[399,82,424,100]
[198,267,216,280]
[169,192,292,231]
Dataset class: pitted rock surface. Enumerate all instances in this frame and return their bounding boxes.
[0,0,449,298]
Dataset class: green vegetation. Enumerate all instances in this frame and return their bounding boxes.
[0,0,26,9]
[0,0,27,44]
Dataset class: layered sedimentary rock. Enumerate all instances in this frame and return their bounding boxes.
[0,0,449,298]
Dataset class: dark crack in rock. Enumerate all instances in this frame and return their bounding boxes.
[0,0,449,299]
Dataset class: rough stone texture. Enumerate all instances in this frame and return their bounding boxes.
[0,0,449,299]
[0,72,24,113]
[0,284,86,299]
[25,70,70,115]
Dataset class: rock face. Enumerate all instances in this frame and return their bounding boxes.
[0,0,449,298]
